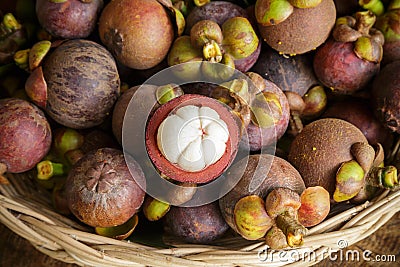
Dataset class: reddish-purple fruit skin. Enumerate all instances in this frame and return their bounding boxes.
[36,0,103,39]
[382,41,400,66]
[0,98,52,173]
[43,39,120,129]
[163,202,229,244]
[66,148,146,227]
[251,44,319,97]
[185,1,249,33]
[371,61,400,133]
[322,98,393,150]
[313,39,380,94]
[234,40,261,73]
[241,80,290,152]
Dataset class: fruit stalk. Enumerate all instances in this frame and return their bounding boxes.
[37,160,65,180]
[0,163,10,185]
[366,165,399,189]
[276,211,307,247]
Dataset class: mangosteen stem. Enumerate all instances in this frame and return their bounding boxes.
[0,163,10,185]
[355,11,376,36]
[203,40,223,63]
[64,149,85,166]
[275,211,307,247]
[366,165,399,189]
[288,114,304,136]
[36,160,65,180]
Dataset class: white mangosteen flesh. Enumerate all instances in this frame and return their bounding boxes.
[157,105,229,172]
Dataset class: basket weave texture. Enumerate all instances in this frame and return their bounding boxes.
[0,171,399,267]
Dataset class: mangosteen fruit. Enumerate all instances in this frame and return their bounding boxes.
[98,0,175,70]
[185,1,250,32]
[370,60,400,133]
[287,118,393,202]
[168,16,260,76]
[28,39,120,129]
[313,11,384,94]
[322,97,394,151]
[0,98,52,174]
[333,0,359,17]
[145,94,241,184]
[251,44,320,97]
[112,84,184,146]
[374,1,400,66]
[240,73,290,152]
[219,154,306,240]
[65,148,146,227]
[163,201,229,244]
[35,0,103,39]
[288,118,366,196]
[256,0,336,55]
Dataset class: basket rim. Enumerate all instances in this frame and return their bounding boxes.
[1,173,399,267]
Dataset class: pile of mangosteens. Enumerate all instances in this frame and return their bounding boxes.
[1,0,400,249]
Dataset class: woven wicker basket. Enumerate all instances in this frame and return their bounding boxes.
[0,170,399,267]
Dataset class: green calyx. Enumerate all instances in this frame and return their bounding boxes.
[251,91,283,128]
[354,35,383,63]
[190,20,223,48]
[168,36,203,66]
[333,11,384,63]
[234,195,273,240]
[255,0,322,27]
[374,6,400,42]
[221,17,259,60]
[367,166,399,189]
[359,0,385,16]
[288,0,322,8]
[29,40,52,71]
[334,160,365,202]
[143,197,171,221]
[156,84,184,105]
[255,0,294,26]
[2,13,22,31]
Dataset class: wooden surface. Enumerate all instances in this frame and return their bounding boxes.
[1,212,399,267]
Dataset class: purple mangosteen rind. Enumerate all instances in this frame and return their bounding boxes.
[0,98,52,174]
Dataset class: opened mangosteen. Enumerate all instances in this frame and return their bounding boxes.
[145,94,241,184]
[313,11,384,94]
[255,0,336,55]
[25,39,120,129]
[36,0,103,39]
[163,201,229,244]
[98,0,177,70]
[65,148,146,227]
[112,83,184,147]
[0,98,52,176]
